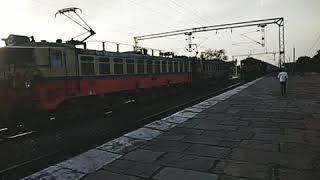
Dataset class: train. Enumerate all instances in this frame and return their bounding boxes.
[240,57,278,81]
[0,34,232,129]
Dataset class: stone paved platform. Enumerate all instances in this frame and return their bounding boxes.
[24,74,320,180]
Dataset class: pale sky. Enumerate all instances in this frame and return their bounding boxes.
[0,0,319,65]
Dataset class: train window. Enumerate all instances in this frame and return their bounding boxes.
[179,62,184,73]
[183,62,187,72]
[137,60,145,74]
[174,61,179,72]
[81,56,94,62]
[99,64,110,75]
[80,56,95,75]
[162,61,168,73]
[99,57,109,63]
[146,60,153,74]
[154,61,160,74]
[50,50,63,69]
[99,57,110,75]
[168,61,173,73]
[114,58,124,75]
[187,61,191,72]
[126,59,135,74]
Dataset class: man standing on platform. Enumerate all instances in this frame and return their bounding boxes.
[277,67,289,96]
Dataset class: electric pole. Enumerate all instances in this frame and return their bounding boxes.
[293,45,296,74]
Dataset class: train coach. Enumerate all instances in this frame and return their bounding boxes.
[240,57,278,81]
[0,35,231,128]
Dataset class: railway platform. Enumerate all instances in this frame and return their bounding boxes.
[23,74,320,180]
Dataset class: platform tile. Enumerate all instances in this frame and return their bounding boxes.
[145,120,177,131]
[184,107,205,113]
[162,115,189,124]
[22,165,85,180]
[156,152,217,171]
[124,127,163,141]
[103,159,161,178]
[172,110,198,119]
[122,149,165,163]
[195,101,213,108]
[97,136,146,154]
[185,144,230,159]
[213,160,269,180]
[82,170,139,180]
[142,139,191,153]
[153,167,218,180]
[56,149,121,174]
[191,104,211,109]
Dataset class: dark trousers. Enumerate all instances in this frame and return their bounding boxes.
[280,81,287,95]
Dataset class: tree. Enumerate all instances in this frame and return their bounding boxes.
[296,56,312,73]
[313,49,320,61]
[201,49,228,60]
[312,50,320,72]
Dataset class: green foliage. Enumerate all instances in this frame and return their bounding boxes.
[296,51,320,73]
[313,49,320,60]
[200,49,228,60]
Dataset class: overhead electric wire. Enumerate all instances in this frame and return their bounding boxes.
[166,0,246,48]
[125,0,197,53]
[166,0,208,26]
[176,0,258,51]
[29,0,59,8]
[126,0,189,29]
[161,0,239,53]
[168,0,214,26]
[307,33,320,56]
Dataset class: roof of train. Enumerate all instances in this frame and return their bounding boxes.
[1,35,229,62]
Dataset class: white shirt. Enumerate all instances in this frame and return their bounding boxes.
[277,72,288,82]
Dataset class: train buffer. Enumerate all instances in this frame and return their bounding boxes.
[23,74,320,180]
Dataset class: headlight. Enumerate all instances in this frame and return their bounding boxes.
[25,81,31,88]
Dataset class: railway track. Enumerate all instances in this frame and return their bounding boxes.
[0,80,242,180]
[0,127,37,145]
[138,82,243,124]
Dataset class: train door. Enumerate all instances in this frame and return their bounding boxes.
[57,48,80,97]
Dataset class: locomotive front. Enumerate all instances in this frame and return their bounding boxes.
[0,45,38,127]
[0,35,45,127]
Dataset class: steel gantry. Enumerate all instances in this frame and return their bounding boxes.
[134,17,285,67]
[232,51,279,62]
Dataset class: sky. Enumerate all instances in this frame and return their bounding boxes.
[0,0,319,65]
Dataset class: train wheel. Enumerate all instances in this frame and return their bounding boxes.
[24,110,52,130]
[134,90,145,104]
[55,100,81,122]
[6,107,24,132]
[5,117,18,132]
[83,98,106,118]
[144,89,158,103]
